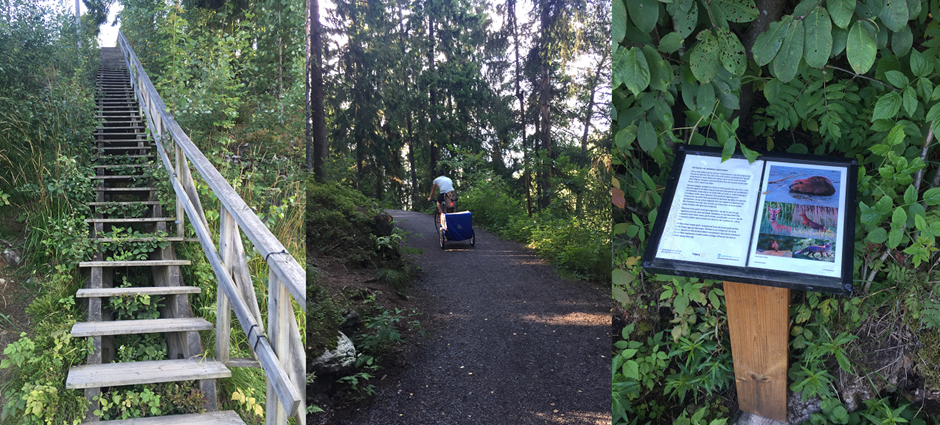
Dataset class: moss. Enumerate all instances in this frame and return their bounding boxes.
[915,331,940,390]
[306,269,345,356]
[306,178,380,257]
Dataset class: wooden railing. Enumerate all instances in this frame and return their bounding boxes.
[116,31,306,424]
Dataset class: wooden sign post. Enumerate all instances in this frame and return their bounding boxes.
[641,145,858,423]
[724,281,789,422]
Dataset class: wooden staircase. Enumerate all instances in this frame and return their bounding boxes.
[66,47,245,424]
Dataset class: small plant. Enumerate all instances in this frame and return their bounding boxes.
[230,387,264,418]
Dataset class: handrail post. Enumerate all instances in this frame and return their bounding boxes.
[266,270,290,424]
[216,209,235,365]
[175,143,186,238]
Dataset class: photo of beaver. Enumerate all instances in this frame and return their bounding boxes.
[764,165,841,208]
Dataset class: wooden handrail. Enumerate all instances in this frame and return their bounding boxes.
[116,32,305,423]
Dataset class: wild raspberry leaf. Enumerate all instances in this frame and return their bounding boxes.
[880,0,909,32]
[643,45,673,91]
[902,86,916,117]
[717,28,745,76]
[673,0,698,38]
[923,188,940,206]
[752,16,792,66]
[847,21,876,74]
[867,228,888,244]
[772,19,804,83]
[627,0,659,34]
[613,0,627,44]
[871,91,901,121]
[884,70,909,89]
[827,0,855,29]
[691,30,720,83]
[891,26,913,57]
[803,7,832,68]
[910,49,931,77]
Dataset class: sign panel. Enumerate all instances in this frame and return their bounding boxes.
[642,145,857,295]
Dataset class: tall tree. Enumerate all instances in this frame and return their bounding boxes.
[308,0,328,177]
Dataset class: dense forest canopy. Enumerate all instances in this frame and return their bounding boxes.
[312,0,611,215]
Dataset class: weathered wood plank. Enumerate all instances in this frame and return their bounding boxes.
[77,286,200,298]
[86,410,246,425]
[71,318,213,337]
[79,260,190,267]
[724,281,789,423]
[65,359,231,389]
[224,358,261,368]
[84,217,175,223]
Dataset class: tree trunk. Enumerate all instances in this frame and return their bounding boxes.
[509,0,531,216]
[428,9,440,177]
[309,0,328,179]
[580,48,607,160]
[538,0,552,209]
[408,116,418,209]
[735,0,787,126]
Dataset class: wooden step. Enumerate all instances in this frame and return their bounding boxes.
[86,410,246,424]
[76,286,201,298]
[84,217,175,223]
[92,237,196,243]
[88,200,160,205]
[65,359,231,389]
[91,175,149,180]
[78,260,190,268]
[95,187,157,192]
[71,318,213,337]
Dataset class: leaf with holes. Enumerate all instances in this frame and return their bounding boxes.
[847,21,877,75]
[717,28,746,76]
[613,0,627,44]
[627,0,659,34]
[674,0,698,38]
[803,7,832,68]
[621,47,650,95]
[714,0,757,22]
[879,0,909,32]
[691,30,720,83]
[753,16,792,66]
[773,19,804,83]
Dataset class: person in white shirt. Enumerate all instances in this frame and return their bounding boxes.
[427,175,455,215]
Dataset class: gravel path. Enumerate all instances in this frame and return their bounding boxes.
[339,210,611,425]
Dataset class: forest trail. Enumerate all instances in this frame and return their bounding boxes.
[340,209,610,424]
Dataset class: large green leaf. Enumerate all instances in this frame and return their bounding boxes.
[885,123,906,146]
[872,92,901,121]
[691,30,720,83]
[627,0,659,34]
[773,19,804,83]
[923,188,940,205]
[717,28,746,76]
[714,0,757,22]
[847,21,877,75]
[621,47,651,95]
[674,0,699,38]
[753,16,792,66]
[804,7,833,68]
[637,119,658,152]
[827,0,856,28]
[613,0,627,44]
[643,45,673,91]
[891,26,913,57]
[879,0,909,32]
[659,32,684,53]
[867,228,888,243]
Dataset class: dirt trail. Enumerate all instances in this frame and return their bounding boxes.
[339,209,611,424]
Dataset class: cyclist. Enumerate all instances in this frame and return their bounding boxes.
[427,174,455,215]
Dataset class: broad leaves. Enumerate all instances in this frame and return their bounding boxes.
[847,21,877,75]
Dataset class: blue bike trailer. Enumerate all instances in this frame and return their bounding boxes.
[441,211,474,246]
